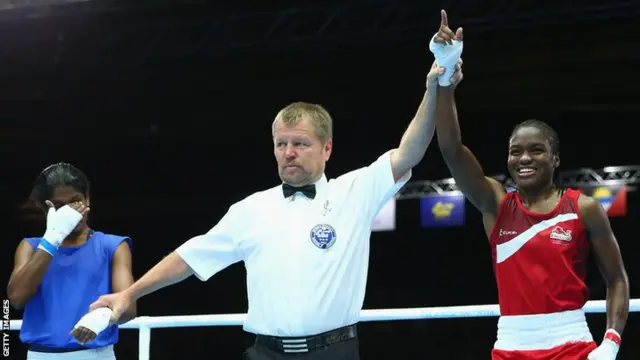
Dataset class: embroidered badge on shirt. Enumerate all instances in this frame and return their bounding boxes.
[310,224,337,249]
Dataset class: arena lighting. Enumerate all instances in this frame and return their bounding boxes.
[398,165,640,199]
[0,0,88,11]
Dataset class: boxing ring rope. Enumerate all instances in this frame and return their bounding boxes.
[9,299,640,360]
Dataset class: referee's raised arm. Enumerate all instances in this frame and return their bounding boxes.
[388,58,452,182]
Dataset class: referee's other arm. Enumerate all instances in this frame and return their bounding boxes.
[90,250,197,323]
[90,209,243,323]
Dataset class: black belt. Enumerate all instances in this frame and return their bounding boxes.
[28,343,86,353]
[256,324,357,354]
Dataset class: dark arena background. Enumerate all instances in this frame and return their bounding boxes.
[2,0,639,359]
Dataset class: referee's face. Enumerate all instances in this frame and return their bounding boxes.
[273,118,332,186]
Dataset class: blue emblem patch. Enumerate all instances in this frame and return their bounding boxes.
[310,224,337,249]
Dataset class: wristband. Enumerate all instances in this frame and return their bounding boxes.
[38,240,58,257]
[604,329,621,346]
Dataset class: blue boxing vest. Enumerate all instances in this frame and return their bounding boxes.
[19,231,132,350]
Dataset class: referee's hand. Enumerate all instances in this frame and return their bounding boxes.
[89,292,131,325]
[427,59,463,89]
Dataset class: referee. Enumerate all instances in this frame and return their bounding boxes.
[87,64,456,359]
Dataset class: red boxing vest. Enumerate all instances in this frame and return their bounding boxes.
[489,188,591,316]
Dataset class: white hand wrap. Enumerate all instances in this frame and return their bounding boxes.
[587,329,621,360]
[429,34,463,87]
[39,205,83,255]
[74,307,113,336]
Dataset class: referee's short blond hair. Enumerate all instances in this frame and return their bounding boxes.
[272,102,333,144]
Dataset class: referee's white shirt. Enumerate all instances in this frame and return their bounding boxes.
[176,150,411,337]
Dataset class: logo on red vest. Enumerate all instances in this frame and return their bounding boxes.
[550,226,572,243]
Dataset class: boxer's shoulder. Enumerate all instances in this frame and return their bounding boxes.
[92,231,130,241]
[91,231,133,253]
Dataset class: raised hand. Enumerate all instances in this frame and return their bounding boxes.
[433,10,463,45]
[429,10,464,87]
[39,201,88,255]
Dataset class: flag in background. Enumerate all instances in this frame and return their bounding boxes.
[582,185,628,217]
[420,193,465,228]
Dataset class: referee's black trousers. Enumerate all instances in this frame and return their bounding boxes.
[244,338,359,360]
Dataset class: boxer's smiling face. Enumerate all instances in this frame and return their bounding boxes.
[273,116,332,187]
[507,126,559,192]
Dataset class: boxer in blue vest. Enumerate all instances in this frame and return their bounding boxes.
[7,163,136,359]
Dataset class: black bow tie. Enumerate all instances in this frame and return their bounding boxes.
[282,183,316,199]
